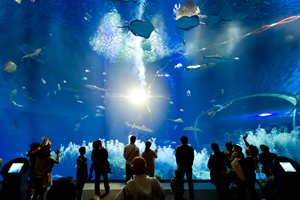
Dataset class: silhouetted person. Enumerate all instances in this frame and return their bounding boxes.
[239,134,260,200]
[175,136,195,199]
[124,135,139,183]
[141,141,158,177]
[46,177,77,200]
[259,145,277,178]
[170,168,185,200]
[257,168,278,200]
[77,146,88,200]
[92,140,110,196]
[208,143,231,200]
[33,145,60,200]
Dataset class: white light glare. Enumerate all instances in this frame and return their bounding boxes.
[131,90,147,103]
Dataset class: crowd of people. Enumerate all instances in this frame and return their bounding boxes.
[23,134,279,200]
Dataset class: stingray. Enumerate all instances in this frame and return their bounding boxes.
[175,0,205,30]
[119,20,154,39]
[288,92,300,116]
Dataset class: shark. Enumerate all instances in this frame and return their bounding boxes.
[201,51,229,62]
[126,122,154,132]
[95,113,105,117]
[21,48,42,61]
[107,0,136,4]
[207,102,232,117]
[166,118,184,123]
[24,94,36,101]
[9,89,17,101]
[18,44,44,66]
[181,126,202,132]
[184,63,217,71]
[85,85,110,92]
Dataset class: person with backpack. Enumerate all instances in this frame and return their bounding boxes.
[123,135,139,183]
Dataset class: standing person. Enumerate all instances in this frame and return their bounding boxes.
[77,146,88,200]
[124,135,139,183]
[141,141,158,177]
[175,136,195,200]
[239,134,261,200]
[26,142,42,200]
[32,145,60,200]
[170,168,185,200]
[115,156,165,200]
[259,145,277,178]
[208,143,231,200]
[92,140,110,196]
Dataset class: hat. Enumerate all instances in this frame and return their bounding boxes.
[131,156,147,174]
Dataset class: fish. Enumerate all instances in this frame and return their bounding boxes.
[63,80,67,83]
[82,77,87,80]
[77,101,83,103]
[184,63,217,71]
[61,87,79,92]
[108,0,136,4]
[181,126,202,132]
[85,70,90,73]
[180,109,184,112]
[207,102,232,117]
[201,51,229,62]
[21,48,42,61]
[125,122,154,132]
[23,94,36,101]
[81,115,89,120]
[186,90,191,97]
[47,92,50,97]
[96,106,105,110]
[22,87,26,89]
[12,101,24,107]
[95,113,105,117]
[174,125,178,130]
[52,174,63,179]
[174,63,182,69]
[85,85,110,92]
[18,44,44,66]
[9,89,17,101]
[15,0,21,4]
[288,92,300,116]
[13,117,20,130]
[169,101,174,104]
[54,91,56,96]
[234,57,240,60]
[119,20,154,39]
[166,118,184,123]
[74,95,80,100]
[41,78,46,84]
[175,33,185,45]
[57,84,61,91]
[3,61,17,73]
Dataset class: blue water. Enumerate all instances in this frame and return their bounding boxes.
[1,0,300,181]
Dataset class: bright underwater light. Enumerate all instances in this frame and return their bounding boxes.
[258,113,274,117]
[130,90,147,103]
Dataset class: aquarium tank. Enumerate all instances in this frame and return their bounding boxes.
[0,0,300,181]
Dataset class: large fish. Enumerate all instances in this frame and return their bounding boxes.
[85,85,110,92]
[207,102,232,117]
[166,118,184,123]
[184,63,217,71]
[201,51,229,62]
[3,61,17,73]
[181,126,202,132]
[9,89,17,101]
[119,20,154,39]
[18,44,44,66]
[21,48,42,61]
[126,122,154,132]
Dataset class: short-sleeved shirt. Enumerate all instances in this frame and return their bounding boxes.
[170,176,185,196]
[124,143,139,165]
[141,149,157,174]
[77,155,88,180]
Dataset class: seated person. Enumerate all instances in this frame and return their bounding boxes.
[114,156,165,200]
[46,177,77,200]
[257,169,278,200]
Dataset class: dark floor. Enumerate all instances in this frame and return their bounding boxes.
[0,182,266,200]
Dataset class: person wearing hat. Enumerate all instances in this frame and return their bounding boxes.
[115,156,165,200]
[259,145,277,178]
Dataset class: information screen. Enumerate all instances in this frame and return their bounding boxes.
[279,162,297,172]
[8,163,24,173]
